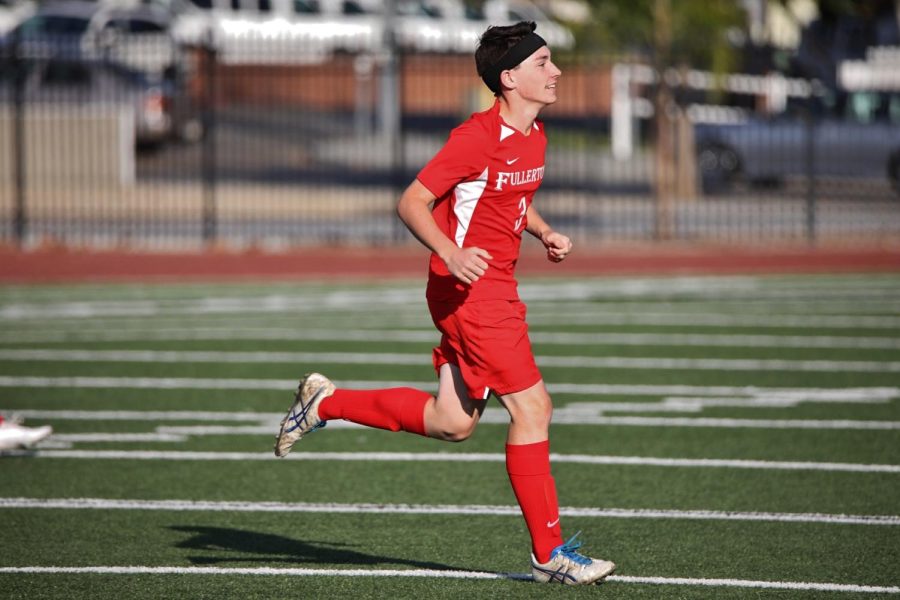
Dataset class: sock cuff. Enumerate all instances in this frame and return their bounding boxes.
[398,389,429,436]
[505,440,551,476]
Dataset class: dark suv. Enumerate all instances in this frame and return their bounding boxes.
[695,92,900,195]
[0,57,202,146]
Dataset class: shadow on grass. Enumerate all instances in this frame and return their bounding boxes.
[170,525,457,571]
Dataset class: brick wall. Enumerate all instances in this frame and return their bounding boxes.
[193,52,612,117]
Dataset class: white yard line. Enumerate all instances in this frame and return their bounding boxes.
[2,276,894,309]
[3,375,897,400]
[0,375,293,391]
[526,312,900,329]
[4,309,898,332]
[0,565,895,593]
[2,296,899,328]
[2,327,898,349]
[2,348,899,372]
[47,433,188,443]
[11,407,900,432]
[1,497,898,526]
[3,310,898,330]
[6,449,898,472]
[540,416,900,429]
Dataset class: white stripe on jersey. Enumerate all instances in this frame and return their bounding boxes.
[453,167,489,247]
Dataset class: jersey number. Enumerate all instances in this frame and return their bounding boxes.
[513,197,527,233]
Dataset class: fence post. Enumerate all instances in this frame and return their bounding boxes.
[379,0,404,243]
[804,104,817,244]
[11,29,25,248]
[202,33,217,247]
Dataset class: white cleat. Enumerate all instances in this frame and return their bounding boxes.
[0,420,53,451]
[274,372,335,458]
[531,532,616,585]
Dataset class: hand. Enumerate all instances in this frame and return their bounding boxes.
[444,247,493,285]
[542,230,572,262]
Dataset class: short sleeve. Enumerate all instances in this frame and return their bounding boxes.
[417,123,488,199]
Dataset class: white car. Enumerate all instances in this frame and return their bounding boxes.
[5,1,178,74]
[0,0,34,36]
[173,0,574,64]
[394,0,574,53]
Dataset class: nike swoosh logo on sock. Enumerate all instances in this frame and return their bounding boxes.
[547,517,560,528]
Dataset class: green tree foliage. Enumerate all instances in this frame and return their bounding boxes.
[572,0,746,72]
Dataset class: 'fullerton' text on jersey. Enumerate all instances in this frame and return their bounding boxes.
[494,166,545,190]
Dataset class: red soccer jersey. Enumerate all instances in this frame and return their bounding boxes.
[417,100,547,303]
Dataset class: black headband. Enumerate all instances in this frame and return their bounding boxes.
[481,32,547,94]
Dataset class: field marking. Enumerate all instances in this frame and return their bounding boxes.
[7,449,899,472]
[2,327,899,349]
[11,405,900,432]
[2,497,898,526]
[2,277,892,319]
[2,348,899,372]
[5,375,898,400]
[1,273,895,301]
[11,408,900,432]
[44,433,188,443]
[0,292,900,320]
[0,565,895,593]
[3,301,899,330]
[529,312,900,329]
[0,276,894,308]
[3,311,898,330]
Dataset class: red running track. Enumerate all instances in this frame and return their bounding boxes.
[1,243,898,284]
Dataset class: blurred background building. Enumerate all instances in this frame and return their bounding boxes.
[0,0,898,249]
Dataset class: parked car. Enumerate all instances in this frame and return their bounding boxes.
[694,92,900,195]
[0,0,33,36]
[2,0,179,74]
[0,57,202,146]
[393,0,574,53]
[175,0,573,63]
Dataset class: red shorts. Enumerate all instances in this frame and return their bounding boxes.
[428,299,542,400]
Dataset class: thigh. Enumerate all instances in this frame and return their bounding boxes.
[433,362,487,424]
[429,299,542,400]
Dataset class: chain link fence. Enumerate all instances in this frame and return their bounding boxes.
[1,33,899,250]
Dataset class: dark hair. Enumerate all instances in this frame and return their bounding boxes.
[475,21,537,82]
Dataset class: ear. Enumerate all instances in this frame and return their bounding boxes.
[500,69,517,91]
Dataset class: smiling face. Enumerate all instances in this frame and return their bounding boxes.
[502,46,562,106]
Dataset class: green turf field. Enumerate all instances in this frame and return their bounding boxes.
[1,273,898,598]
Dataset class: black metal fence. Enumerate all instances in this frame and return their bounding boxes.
[2,34,899,250]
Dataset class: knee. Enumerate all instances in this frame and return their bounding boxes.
[508,397,553,429]
[431,415,478,443]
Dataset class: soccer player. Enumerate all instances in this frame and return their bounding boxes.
[275,21,616,585]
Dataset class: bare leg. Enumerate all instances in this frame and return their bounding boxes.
[423,363,487,442]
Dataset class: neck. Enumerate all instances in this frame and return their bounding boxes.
[498,95,542,135]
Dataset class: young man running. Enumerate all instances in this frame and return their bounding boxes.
[275,21,616,585]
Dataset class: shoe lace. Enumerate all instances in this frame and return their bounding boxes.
[552,531,593,566]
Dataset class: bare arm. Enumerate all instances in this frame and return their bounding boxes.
[525,203,572,262]
[397,179,493,285]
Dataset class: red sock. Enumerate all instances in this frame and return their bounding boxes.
[318,388,429,436]
[506,440,563,563]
